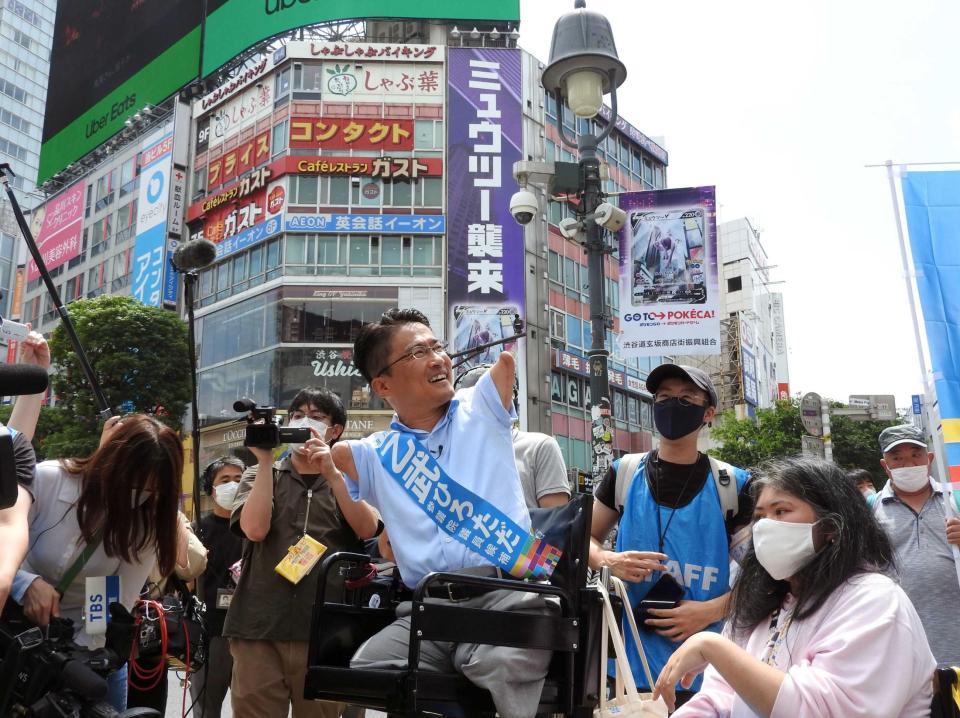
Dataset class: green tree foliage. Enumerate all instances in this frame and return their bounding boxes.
[0,404,69,461]
[44,295,190,458]
[709,399,899,485]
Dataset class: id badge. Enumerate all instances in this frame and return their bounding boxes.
[274,533,327,585]
[84,576,121,635]
[216,588,235,609]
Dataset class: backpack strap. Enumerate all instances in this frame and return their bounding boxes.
[707,456,740,522]
[614,452,647,511]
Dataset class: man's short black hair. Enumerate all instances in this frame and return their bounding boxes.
[203,455,246,495]
[353,308,432,383]
[287,387,347,437]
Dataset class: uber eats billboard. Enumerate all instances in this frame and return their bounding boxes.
[38,0,520,184]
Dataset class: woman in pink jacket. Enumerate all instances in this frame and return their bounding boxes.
[655,457,935,718]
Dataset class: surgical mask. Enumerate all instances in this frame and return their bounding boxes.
[752,518,819,581]
[653,398,707,440]
[131,489,155,508]
[287,417,329,446]
[889,465,929,493]
[861,488,876,499]
[213,481,240,510]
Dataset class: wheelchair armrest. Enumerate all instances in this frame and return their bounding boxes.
[413,571,574,611]
[408,571,577,671]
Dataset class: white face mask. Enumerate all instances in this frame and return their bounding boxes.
[889,465,929,493]
[752,518,819,581]
[213,481,240,510]
[287,417,329,446]
[861,488,877,499]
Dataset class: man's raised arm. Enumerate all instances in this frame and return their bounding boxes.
[489,351,516,411]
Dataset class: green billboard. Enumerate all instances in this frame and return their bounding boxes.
[39,1,520,183]
[202,0,520,75]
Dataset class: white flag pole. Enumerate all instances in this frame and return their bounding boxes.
[885,160,960,587]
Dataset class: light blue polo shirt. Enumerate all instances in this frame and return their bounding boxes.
[346,371,529,588]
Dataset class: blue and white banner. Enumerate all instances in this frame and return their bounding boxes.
[285,213,444,234]
[901,171,960,492]
[132,132,174,307]
[84,575,121,635]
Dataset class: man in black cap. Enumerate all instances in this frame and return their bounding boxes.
[588,363,752,707]
[873,424,960,665]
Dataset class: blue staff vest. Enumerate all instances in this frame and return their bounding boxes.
[615,454,748,691]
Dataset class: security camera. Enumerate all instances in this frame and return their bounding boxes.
[594,202,627,232]
[558,217,581,240]
[510,188,539,225]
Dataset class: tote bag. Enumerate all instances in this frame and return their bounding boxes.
[595,574,669,718]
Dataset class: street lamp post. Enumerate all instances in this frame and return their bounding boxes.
[541,0,626,486]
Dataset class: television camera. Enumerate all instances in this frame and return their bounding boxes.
[234,398,312,449]
[0,610,157,717]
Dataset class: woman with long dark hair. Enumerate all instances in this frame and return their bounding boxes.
[11,413,189,711]
[654,457,935,717]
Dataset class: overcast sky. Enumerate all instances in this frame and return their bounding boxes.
[518,0,960,410]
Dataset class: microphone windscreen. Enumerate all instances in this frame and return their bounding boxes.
[233,398,256,413]
[0,364,48,396]
[172,240,217,271]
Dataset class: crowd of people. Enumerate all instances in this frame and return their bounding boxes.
[1,313,958,718]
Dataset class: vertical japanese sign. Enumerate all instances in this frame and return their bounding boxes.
[617,187,720,357]
[26,181,86,281]
[132,132,174,307]
[162,165,188,308]
[901,171,960,498]
[447,48,525,404]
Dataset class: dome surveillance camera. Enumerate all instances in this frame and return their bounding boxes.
[510,188,538,225]
[594,202,627,232]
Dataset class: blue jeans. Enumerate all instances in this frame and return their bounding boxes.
[107,663,128,711]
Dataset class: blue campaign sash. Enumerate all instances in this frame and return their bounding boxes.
[375,431,562,579]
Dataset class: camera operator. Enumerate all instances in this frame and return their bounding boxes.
[224,388,379,718]
[190,455,246,717]
[10,413,191,712]
[0,330,49,608]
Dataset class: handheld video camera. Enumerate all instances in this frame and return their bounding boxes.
[0,611,156,717]
[234,398,311,449]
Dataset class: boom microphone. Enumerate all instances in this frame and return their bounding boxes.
[0,364,48,396]
[172,239,217,272]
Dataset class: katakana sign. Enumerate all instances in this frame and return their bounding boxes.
[284,213,444,235]
[446,48,526,382]
[291,156,441,179]
[289,117,414,152]
[132,130,174,307]
[207,131,271,190]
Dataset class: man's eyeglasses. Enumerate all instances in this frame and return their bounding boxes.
[376,342,447,377]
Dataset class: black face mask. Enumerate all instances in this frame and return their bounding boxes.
[653,397,707,440]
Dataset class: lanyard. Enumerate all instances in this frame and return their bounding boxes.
[760,607,795,665]
[651,451,700,554]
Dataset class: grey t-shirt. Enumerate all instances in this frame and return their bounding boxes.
[873,482,960,666]
[511,428,571,509]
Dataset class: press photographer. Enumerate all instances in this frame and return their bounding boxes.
[9,413,191,712]
[0,331,53,609]
[224,388,379,718]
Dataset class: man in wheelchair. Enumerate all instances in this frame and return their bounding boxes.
[327,308,561,718]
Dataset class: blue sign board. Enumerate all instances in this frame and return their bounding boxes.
[216,216,283,261]
[912,394,922,415]
[285,213,445,235]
